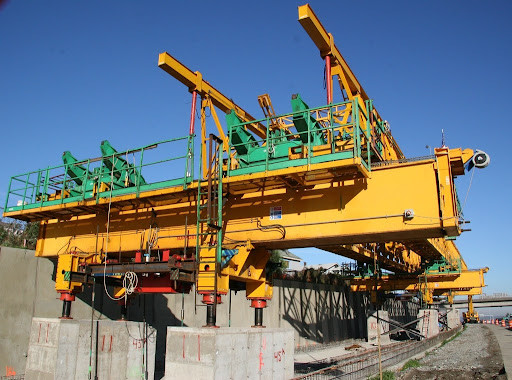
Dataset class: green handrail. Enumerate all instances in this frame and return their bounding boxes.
[4,135,194,213]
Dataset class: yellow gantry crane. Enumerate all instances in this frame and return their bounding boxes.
[2,4,489,325]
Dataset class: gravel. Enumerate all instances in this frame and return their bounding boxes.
[397,324,506,379]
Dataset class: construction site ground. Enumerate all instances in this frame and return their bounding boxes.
[396,324,506,380]
[293,324,508,379]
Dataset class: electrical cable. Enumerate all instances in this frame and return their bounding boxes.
[461,165,476,216]
[88,277,95,380]
[122,271,139,296]
[101,156,138,303]
[256,219,286,239]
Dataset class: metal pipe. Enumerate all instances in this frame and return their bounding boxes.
[254,308,263,327]
[120,304,127,320]
[62,300,72,319]
[206,304,216,327]
[189,90,197,135]
[326,55,332,104]
[207,135,213,224]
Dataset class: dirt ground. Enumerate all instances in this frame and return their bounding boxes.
[396,324,506,380]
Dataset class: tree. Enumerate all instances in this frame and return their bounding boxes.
[0,224,7,244]
[22,222,39,249]
[266,249,288,278]
[0,220,39,249]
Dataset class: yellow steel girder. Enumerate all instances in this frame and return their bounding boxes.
[349,268,487,293]
[34,155,463,262]
[321,243,422,273]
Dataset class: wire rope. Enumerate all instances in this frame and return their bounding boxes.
[460,165,476,216]
[101,156,139,303]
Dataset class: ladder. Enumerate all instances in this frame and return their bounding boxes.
[421,310,430,339]
[195,134,224,320]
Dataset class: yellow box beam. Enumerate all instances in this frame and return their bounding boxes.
[350,269,487,293]
[33,158,458,258]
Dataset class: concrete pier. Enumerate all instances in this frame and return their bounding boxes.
[367,310,390,345]
[164,327,294,380]
[25,318,155,380]
[417,309,439,338]
[446,308,461,329]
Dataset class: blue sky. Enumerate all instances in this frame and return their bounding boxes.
[0,1,510,295]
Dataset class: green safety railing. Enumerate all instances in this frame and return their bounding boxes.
[226,99,371,177]
[4,135,194,213]
[4,100,376,214]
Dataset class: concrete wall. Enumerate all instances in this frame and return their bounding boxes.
[0,246,418,379]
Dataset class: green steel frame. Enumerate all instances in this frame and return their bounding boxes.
[4,99,375,214]
[226,99,371,176]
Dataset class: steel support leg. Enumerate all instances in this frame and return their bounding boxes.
[202,293,222,327]
[250,299,267,328]
[206,304,216,327]
[59,293,75,319]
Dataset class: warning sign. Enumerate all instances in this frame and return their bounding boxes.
[270,206,282,220]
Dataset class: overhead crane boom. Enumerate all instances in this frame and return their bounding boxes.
[298,4,404,161]
[158,53,267,139]
[298,4,367,101]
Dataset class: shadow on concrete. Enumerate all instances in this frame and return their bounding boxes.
[279,279,370,344]
[383,298,420,325]
[77,284,186,379]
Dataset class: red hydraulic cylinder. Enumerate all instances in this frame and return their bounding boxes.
[325,55,332,104]
[59,292,75,319]
[189,90,198,135]
[250,299,267,328]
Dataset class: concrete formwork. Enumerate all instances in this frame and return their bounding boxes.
[164,327,294,380]
[25,318,155,380]
[417,309,440,338]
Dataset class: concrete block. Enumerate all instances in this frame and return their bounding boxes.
[25,317,155,380]
[367,310,390,345]
[417,309,439,338]
[164,327,294,380]
[446,308,461,329]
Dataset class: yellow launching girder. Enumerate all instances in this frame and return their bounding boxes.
[321,243,422,273]
[32,149,466,262]
[439,288,483,305]
[350,268,487,304]
[2,4,489,316]
[321,237,467,274]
